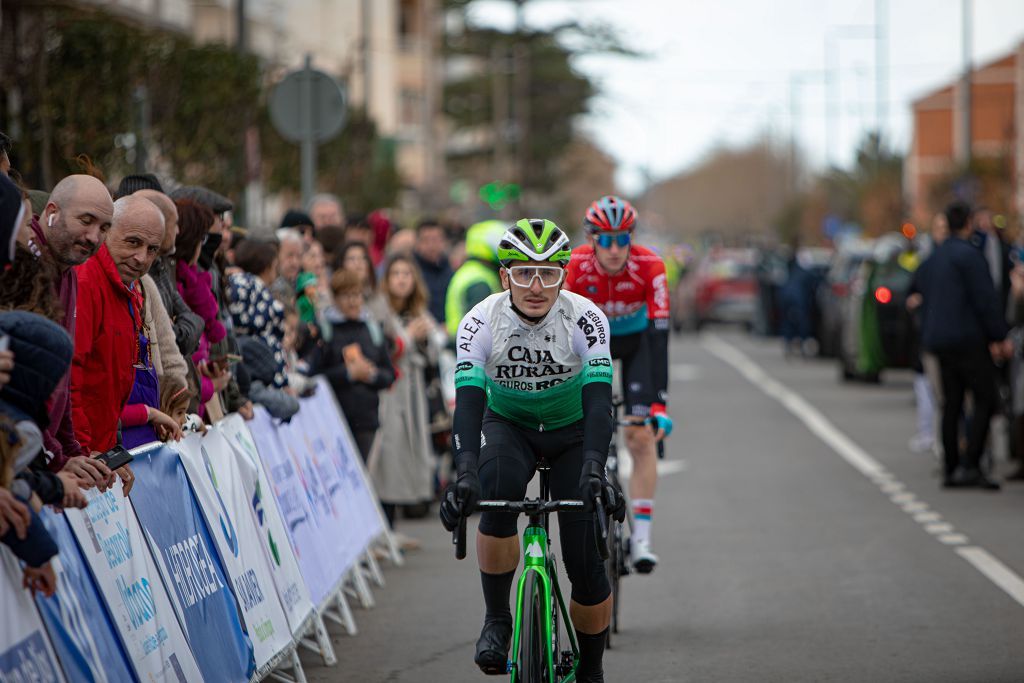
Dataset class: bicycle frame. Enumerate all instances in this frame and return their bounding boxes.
[508,522,579,682]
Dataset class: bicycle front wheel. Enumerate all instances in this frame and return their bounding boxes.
[517,571,549,683]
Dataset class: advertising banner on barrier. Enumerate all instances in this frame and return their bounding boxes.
[300,378,383,553]
[218,415,316,635]
[247,408,335,606]
[35,508,134,683]
[0,548,65,683]
[175,431,293,672]
[65,483,203,682]
[131,443,255,682]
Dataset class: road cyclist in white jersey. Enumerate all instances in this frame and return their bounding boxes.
[440,218,622,682]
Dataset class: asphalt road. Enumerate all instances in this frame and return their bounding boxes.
[301,330,1024,682]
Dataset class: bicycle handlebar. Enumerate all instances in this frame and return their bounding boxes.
[452,497,610,561]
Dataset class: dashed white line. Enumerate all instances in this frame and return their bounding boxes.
[702,333,1024,609]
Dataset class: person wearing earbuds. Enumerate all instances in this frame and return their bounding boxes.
[27,175,117,492]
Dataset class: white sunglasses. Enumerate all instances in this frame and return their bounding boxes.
[507,265,565,288]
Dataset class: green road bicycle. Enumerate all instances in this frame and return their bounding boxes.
[454,459,609,683]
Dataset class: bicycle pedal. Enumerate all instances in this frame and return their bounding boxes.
[556,651,575,676]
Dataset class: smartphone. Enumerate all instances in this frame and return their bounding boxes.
[96,445,134,471]
[0,334,9,352]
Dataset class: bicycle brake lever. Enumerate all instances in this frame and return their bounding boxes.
[454,513,467,560]
[594,496,609,561]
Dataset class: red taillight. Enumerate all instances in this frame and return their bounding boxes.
[875,286,892,304]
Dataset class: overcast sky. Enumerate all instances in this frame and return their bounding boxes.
[467,0,1024,194]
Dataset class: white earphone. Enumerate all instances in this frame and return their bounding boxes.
[48,213,55,227]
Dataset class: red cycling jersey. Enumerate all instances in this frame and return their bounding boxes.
[564,244,669,336]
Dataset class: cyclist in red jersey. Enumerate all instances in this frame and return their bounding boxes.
[565,195,672,573]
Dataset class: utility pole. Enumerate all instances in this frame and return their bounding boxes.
[512,0,529,208]
[362,0,372,115]
[955,0,973,165]
[236,0,246,53]
[823,25,876,168]
[491,43,509,182]
[875,0,887,137]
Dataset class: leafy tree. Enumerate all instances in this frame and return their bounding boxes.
[1,7,400,213]
[260,107,402,213]
[443,0,635,199]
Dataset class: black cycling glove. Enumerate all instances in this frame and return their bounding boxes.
[440,454,482,532]
[578,458,621,517]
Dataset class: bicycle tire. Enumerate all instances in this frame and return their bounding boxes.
[517,572,548,683]
[606,519,623,645]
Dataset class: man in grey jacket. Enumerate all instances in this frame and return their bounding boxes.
[132,189,204,358]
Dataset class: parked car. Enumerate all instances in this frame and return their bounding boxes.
[676,248,758,330]
[818,239,873,358]
[837,233,919,382]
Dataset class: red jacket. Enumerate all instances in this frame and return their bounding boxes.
[71,245,143,453]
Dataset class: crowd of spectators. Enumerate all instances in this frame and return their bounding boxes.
[0,129,469,594]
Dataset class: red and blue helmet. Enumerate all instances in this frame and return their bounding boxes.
[583,195,638,234]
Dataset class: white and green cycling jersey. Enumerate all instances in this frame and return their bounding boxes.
[454,290,613,431]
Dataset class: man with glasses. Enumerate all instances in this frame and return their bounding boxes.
[440,219,619,682]
[565,195,672,574]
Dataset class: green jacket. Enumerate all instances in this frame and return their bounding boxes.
[445,258,502,337]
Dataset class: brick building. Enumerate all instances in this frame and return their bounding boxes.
[907,41,1024,226]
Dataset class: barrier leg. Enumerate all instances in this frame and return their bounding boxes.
[267,647,307,683]
[299,613,337,666]
[349,564,375,609]
[379,527,404,567]
[323,589,358,635]
[364,548,385,588]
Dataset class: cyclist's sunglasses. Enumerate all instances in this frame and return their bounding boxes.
[507,265,565,288]
[595,233,631,249]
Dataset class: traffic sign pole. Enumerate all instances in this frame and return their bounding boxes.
[269,55,347,209]
[301,55,316,207]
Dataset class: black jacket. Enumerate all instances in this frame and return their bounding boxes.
[916,236,1009,352]
[414,251,453,324]
[311,308,395,432]
[149,256,204,357]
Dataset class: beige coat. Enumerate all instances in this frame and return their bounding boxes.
[141,274,187,387]
[369,310,436,504]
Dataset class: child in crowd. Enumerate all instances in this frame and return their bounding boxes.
[282,305,317,397]
[312,269,395,461]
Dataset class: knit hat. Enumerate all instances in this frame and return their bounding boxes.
[116,173,163,198]
[169,185,233,214]
[296,271,318,293]
[0,311,73,428]
[238,336,277,386]
[280,209,314,230]
[0,174,23,268]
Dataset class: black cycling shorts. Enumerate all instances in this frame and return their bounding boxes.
[477,411,611,606]
[610,331,656,418]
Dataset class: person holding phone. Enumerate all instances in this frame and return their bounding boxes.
[311,269,395,462]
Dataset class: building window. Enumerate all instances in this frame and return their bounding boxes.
[401,88,422,127]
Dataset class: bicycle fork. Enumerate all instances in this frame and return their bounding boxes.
[509,524,580,682]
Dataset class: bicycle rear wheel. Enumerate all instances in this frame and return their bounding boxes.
[517,572,549,683]
[605,518,624,647]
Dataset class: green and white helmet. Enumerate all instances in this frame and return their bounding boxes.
[497,218,572,268]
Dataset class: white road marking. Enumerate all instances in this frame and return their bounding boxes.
[671,363,701,381]
[703,333,1024,610]
[615,454,688,479]
[957,547,1024,606]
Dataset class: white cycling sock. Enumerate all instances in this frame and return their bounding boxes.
[632,499,653,547]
